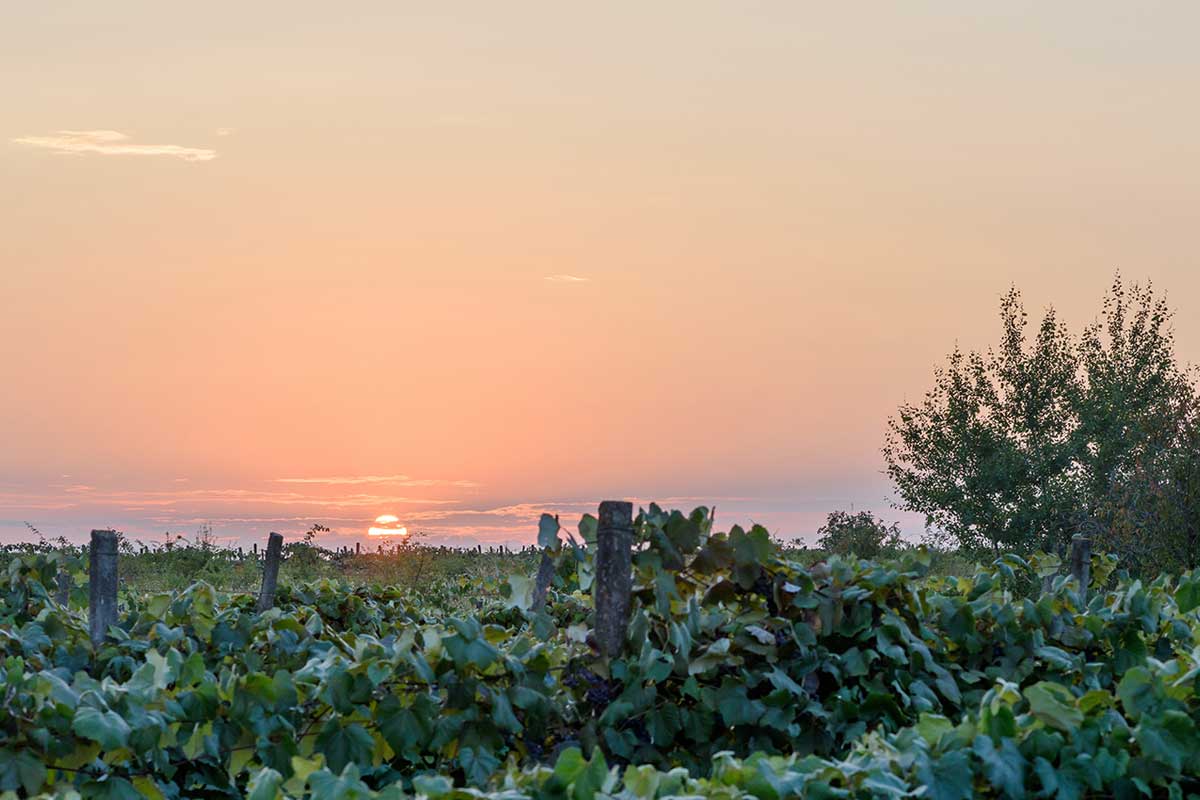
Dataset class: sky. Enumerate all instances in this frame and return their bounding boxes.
[2,2,1199,549]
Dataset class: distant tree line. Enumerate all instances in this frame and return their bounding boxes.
[880,274,1199,575]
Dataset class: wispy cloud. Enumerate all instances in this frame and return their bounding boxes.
[273,474,479,488]
[12,130,216,162]
[214,127,235,137]
[0,486,460,510]
[544,274,590,283]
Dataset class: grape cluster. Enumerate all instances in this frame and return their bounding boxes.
[563,665,620,710]
[585,680,619,708]
[751,574,779,615]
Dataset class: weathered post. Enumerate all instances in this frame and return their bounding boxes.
[56,567,73,607]
[531,551,557,613]
[356,542,361,555]
[256,532,284,612]
[1070,535,1091,603]
[593,501,634,659]
[88,530,119,647]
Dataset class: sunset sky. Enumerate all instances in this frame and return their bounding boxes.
[3,3,1199,548]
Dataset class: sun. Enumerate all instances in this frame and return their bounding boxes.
[369,514,408,537]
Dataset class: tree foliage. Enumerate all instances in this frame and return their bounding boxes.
[814,510,902,559]
[885,275,1198,569]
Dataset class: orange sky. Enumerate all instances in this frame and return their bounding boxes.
[2,3,1199,547]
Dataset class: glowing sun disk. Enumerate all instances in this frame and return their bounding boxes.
[370,513,407,536]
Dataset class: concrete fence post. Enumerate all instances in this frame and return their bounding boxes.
[532,552,557,613]
[593,500,634,659]
[88,530,119,647]
[256,532,284,612]
[56,566,73,607]
[1071,535,1092,603]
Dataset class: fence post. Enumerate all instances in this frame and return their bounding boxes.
[532,551,557,613]
[356,542,361,555]
[56,566,73,607]
[593,500,633,659]
[1070,535,1091,603]
[88,530,119,647]
[256,532,284,612]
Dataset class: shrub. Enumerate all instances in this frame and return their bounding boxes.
[814,509,902,558]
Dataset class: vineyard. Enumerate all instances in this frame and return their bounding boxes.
[3,506,1200,798]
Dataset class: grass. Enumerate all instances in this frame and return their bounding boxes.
[1,530,540,595]
[2,527,982,597]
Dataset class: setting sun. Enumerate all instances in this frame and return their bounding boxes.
[369,514,408,537]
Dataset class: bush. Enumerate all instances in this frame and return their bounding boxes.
[814,509,902,558]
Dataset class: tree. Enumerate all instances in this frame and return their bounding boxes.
[1090,393,1200,574]
[815,510,902,559]
[884,287,1080,555]
[885,275,1197,567]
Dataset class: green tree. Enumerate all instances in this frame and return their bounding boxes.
[884,287,1079,555]
[885,275,1197,567]
[1091,394,1200,574]
[815,510,902,559]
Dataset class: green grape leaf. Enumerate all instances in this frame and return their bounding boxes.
[73,707,132,751]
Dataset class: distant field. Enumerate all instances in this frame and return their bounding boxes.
[1,536,541,596]
[0,530,976,595]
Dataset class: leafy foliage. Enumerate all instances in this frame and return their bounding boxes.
[885,274,1199,569]
[4,507,1200,797]
[813,510,902,559]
